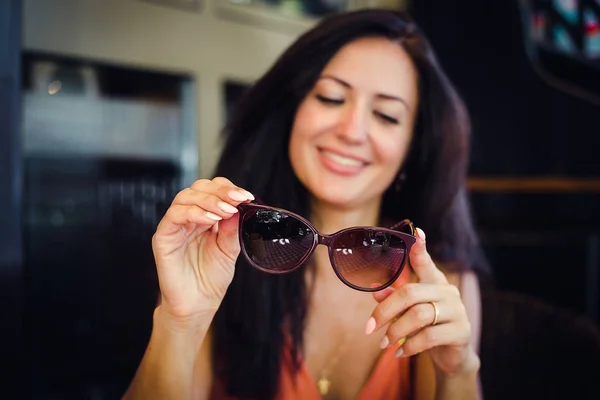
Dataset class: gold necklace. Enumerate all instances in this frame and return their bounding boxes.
[315,333,354,396]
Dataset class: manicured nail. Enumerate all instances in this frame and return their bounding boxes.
[217,201,239,214]
[394,347,404,358]
[379,335,389,349]
[241,189,255,200]
[397,336,407,347]
[365,317,376,335]
[416,227,426,241]
[228,190,247,201]
[205,211,222,221]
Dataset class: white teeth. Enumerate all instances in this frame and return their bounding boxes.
[322,150,364,167]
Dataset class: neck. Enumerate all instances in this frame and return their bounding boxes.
[309,197,382,235]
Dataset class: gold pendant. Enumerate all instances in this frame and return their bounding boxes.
[317,377,330,396]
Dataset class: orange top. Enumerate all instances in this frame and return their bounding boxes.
[211,271,413,400]
[210,346,411,400]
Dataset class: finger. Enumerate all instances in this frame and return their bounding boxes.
[190,177,255,202]
[172,189,248,219]
[380,300,458,349]
[394,321,471,358]
[409,228,448,284]
[177,184,252,206]
[211,176,255,200]
[210,176,237,187]
[155,204,221,237]
[216,213,241,260]
[365,283,458,334]
[372,286,396,303]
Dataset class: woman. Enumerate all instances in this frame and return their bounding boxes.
[125,9,489,400]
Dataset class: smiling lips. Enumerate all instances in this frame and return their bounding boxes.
[318,148,369,176]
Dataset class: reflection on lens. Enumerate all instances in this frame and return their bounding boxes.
[241,210,314,271]
[332,229,406,289]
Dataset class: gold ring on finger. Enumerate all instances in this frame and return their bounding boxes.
[429,301,439,326]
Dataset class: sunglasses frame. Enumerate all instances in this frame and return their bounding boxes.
[237,202,417,292]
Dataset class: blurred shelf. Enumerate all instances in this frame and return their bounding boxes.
[468,176,600,193]
[212,0,319,34]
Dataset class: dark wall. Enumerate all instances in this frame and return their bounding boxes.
[411,0,600,177]
[410,0,600,320]
[0,0,22,396]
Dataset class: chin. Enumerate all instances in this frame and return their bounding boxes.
[307,180,372,209]
[293,159,392,209]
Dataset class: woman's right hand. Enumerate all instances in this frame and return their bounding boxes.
[151,177,254,323]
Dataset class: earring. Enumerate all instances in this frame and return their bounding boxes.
[395,172,407,193]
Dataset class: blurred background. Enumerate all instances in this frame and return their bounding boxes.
[1,0,600,399]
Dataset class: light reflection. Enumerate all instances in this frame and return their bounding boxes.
[48,80,62,95]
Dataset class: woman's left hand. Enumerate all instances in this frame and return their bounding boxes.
[365,227,479,376]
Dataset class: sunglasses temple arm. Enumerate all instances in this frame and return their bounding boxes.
[252,196,267,206]
[388,219,416,235]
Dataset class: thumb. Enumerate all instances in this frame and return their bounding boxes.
[409,227,447,284]
[216,213,241,259]
[372,286,396,303]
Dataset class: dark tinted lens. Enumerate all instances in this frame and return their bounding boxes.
[241,208,315,271]
[331,229,406,289]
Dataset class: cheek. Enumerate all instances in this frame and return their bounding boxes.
[289,102,326,156]
[376,134,411,171]
[292,101,325,140]
[289,103,317,174]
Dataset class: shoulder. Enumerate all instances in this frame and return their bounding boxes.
[412,267,483,399]
[444,268,480,298]
[442,267,482,351]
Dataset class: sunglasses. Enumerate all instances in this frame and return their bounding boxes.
[237,202,417,292]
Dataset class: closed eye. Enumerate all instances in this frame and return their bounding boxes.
[316,94,344,105]
[374,111,399,125]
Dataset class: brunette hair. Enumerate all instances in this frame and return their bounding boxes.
[212,8,488,399]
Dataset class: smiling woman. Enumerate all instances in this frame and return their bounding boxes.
[289,37,417,210]
[124,9,489,400]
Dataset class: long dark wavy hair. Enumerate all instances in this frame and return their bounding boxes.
[212,8,489,399]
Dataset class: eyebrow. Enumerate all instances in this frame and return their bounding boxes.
[319,75,410,111]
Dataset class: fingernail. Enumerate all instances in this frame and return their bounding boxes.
[394,347,404,358]
[416,227,426,242]
[205,211,222,221]
[241,189,255,200]
[217,201,239,214]
[397,336,407,347]
[379,335,389,349]
[228,190,247,201]
[365,317,376,335]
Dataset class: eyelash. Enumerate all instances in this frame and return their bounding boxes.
[316,95,400,125]
[374,111,399,125]
[316,94,343,105]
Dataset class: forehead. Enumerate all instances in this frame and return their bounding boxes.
[319,36,419,105]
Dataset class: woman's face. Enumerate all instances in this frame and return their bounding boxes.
[289,36,420,210]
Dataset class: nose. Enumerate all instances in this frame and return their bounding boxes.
[337,104,368,144]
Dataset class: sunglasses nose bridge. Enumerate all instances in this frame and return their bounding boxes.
[317,234,332,246]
